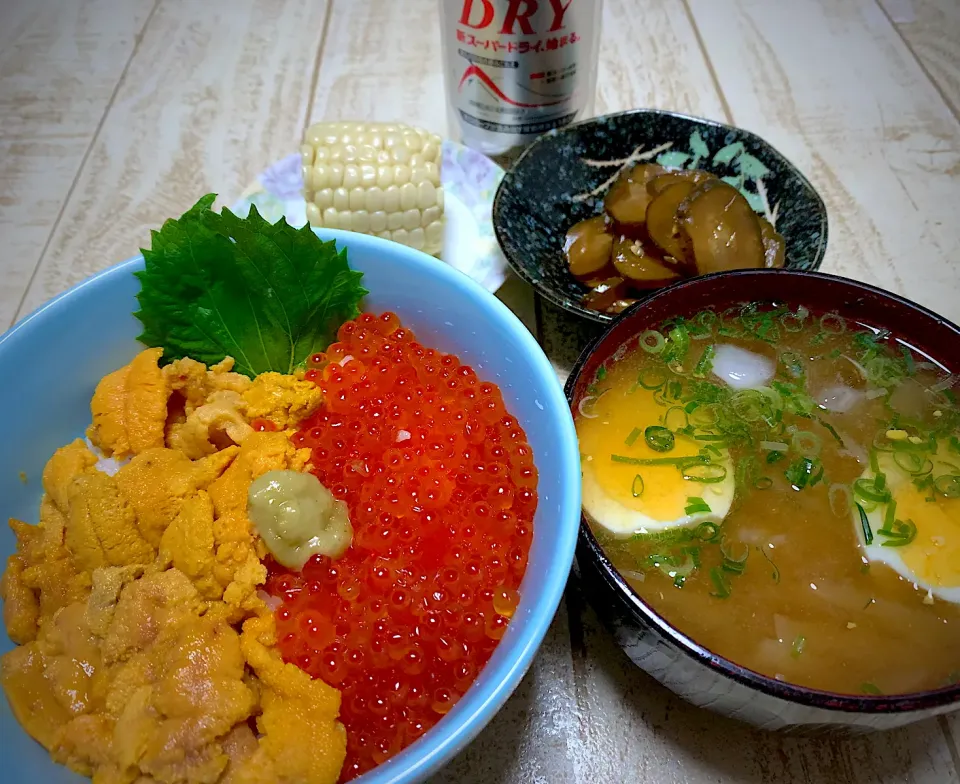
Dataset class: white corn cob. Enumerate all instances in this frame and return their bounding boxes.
[301,121,445,256]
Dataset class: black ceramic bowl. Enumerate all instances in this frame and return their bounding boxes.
[494,109,828,325]
[566,269,960,732]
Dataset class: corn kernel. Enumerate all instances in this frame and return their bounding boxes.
[400,182,418,211]
[349,187,366,211]
[408,227,425,251]
[366,187,385,213]
[343,165,361,190]
[302,121,445,256]
[418,181,436,209]
[360,164,377,188]
[394,165,411,186]
[370,211,388,233]
[383,186,401,214]
[351,211,371,233]
[421,206,441,228]
[316,188,334,210]
[402,209,420,231]
[387,211,404,231]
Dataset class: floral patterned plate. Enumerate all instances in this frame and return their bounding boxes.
[233,141,509,293]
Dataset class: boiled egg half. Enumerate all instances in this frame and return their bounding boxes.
[853,441,960,604]
[577,383,735,537]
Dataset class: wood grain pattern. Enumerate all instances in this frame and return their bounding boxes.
[305,0,447,135]
[883,0,960,120]
[0,0,154,327]
[15,0,330,321]
[687,0,960,323]
[594,0,728,120]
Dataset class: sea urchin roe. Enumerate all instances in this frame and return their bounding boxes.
[266,311,537,782]
[249,470,353,569]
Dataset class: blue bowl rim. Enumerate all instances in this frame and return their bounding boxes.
[0,228,582,783]
[492,107,830,326]
[565,267,960,716]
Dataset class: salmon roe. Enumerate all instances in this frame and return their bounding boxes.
[265,312,537,781]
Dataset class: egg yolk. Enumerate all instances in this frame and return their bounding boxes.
[894,485,960,589]
[578,381,711,522]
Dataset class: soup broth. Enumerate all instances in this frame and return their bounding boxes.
[576,304,960,695]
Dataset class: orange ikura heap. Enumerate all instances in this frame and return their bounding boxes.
[265,312,538,781]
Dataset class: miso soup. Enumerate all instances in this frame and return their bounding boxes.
[576,303,960,695]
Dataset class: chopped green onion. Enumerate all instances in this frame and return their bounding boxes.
[684,497,712,515]
[754,476,773,490]
[785,457,817,489]
[760,440,789,452]
[645,426,675,453]
[689,400,721,425]
[861,683,883,696]
[662,325,691,368]
[720,538,749,565]
[900,345,916,375]
[829,483,852,517]
[792,430,822,457]
[597,365,608,381]
[611,454,706,467]
[759,547,781,583]
[695,521,720,542]
[780,351,804,378]
[709,567,731,598]
[780,311,806,332]
[631,474,645,498]
[664,406,689,432]
[816,418,846,447]
[884,499,897,529]
[722,560,746,574]
[820,312,846,334]
[853,477,892,503]
[682,462,728,483]
[878,518,917,547]
[690,309,718,339]
[718,307,743,337]
[638,368,667,389]
[791,635,806,658]
[857,504,874,545]
[693,344,716,377]
[893,452,933,475]
[694,434,726,442]
[640,330,666,354]
[682,545,702,568]
[624,427,642,447]
[767,451,786,464]
[934,475,960,498]
[720,538,748,562]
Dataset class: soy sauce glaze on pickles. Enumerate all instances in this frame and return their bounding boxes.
[564,163,786,315]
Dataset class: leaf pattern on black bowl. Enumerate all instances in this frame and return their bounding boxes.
[492,109,829,325]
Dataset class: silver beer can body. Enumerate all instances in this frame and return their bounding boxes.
[439,0,603,162]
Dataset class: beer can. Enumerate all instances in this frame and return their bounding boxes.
[439,0,603,163]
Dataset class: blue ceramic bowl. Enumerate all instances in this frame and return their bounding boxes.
[0,230,581,783]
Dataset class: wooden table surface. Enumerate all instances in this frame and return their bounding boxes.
[3,0,960,781]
